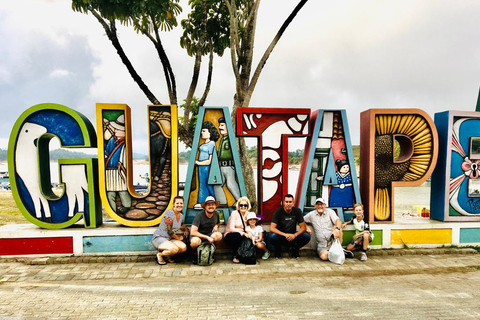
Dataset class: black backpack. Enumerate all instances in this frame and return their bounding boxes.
[237,238,256,265]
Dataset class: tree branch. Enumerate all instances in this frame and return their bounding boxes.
[246,0,309,104]
[89,9,160,105]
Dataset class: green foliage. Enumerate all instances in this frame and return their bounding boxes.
[72,0,182,32]
[180,0,230,57]
[179,96,200,132]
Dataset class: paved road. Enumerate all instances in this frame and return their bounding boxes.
[1,253,480,319]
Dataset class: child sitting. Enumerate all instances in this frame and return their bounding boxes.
[342,203,374,261]
[245,212,270,260]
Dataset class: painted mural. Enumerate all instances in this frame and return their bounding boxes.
[295,110,360,222]
[431,111,480,221]
[236,107,310,222]
[8,103,101,229]
[183,107,246,224]
[97,104,178,227]
[360,109,438,223]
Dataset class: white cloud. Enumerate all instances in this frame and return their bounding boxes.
[49,69,73,79]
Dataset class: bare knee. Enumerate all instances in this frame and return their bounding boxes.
[212,232,223,242]
[320,250,329,261]
[190,237,201,248]
[175,241,187,253]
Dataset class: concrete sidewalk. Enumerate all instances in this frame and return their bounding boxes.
[1,250,480,319]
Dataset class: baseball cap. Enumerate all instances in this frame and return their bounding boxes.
[315,197,326,204]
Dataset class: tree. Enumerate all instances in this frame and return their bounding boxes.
[72,0,311,209]
[223,0,310,208]
[71,0,230,147]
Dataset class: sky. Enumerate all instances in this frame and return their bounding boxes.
[1,0,480,154]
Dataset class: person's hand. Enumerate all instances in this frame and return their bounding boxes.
[285,233,296,242]
[342,223,347,229]
[333,228,340,239]
[207,236,214,244]
[212,226,218,233]
[306,227,312,235]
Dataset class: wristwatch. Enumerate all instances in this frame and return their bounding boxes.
[335,227,340,230]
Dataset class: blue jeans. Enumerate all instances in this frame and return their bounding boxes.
[269,232,311,256]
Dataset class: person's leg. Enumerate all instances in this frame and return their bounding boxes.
[291,233,311,257]
[211,232,223,243]
[319,249,329,261]
[171,240,187,254]
[224,232,243,262]
[269,233,286,258]
[256,242,268,253]
[190,237,202,250]
[157,241,179,263]
[363,233,370,251]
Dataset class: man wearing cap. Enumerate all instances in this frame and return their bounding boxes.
[304,197,353,261]
[269,194,311,259]
[213,117,241,207]
[190,196,223,251]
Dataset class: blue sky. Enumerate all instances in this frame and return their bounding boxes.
[1,0,480,153]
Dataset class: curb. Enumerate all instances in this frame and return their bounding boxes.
[1,248,478,265]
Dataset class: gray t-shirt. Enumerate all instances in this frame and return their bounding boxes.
[192,210,220,235]
[152,209,184,240]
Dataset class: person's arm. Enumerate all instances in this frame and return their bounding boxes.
[195,154,212,166]
[304,212,313,234]
[296,222,307,238]
[190,225,215,243]
[257,229,264,243]
[332,218,342,239]
[226,211,245,235]
[269,222,285,237]
[342,220,351,229]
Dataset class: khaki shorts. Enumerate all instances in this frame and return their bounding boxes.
[317,238,333,254]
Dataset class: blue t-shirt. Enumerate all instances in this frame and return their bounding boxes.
[198,140,216,161]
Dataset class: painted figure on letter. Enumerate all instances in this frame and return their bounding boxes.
[214,117,241,207]
[329,159,354,208]
[194,121,220,209]
[104,114,131,215]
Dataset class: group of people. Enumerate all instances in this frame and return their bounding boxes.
[151,194,373,265]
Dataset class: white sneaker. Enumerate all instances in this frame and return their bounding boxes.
[360,252,367,261]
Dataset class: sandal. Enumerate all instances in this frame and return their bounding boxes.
[156,253,166,265]
[233,257,240,264]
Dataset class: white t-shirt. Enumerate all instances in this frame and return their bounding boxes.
[245,225,264,240]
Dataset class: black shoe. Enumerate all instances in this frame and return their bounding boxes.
[291,248,300,258]
[274,251,282,259]
[343,249,354,259]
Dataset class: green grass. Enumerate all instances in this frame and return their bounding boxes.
[0,191,25,226]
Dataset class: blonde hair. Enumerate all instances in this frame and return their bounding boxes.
[236,197,252,211]
[353,203,364,210]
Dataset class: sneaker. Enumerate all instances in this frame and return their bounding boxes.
[262,252,271,260]
[360,252,367,261]
[274,251,282,259]
[343,249,354,259]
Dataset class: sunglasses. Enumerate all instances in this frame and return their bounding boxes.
[239,204,248,208]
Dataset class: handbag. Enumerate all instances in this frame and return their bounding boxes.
[328,238,345,265]
[237,211,256,264]
[237,237,256,265]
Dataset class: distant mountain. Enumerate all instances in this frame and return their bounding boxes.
[0,148,150,162]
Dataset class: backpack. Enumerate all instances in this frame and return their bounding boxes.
[237,237,257,265]
[197,242,215,266]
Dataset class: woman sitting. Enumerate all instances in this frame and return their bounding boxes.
[152,196,189,265]
[224,196,254,263]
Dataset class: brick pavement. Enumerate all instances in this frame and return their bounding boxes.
[1,251,480,319]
